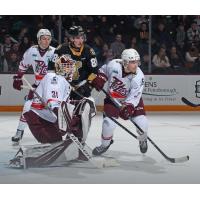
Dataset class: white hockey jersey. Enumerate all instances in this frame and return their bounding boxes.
[19,45,55,85]
[31,72,71,122]
[100,59,145,107]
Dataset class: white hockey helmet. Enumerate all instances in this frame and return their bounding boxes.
[121,49,140,66]
[55,54,75,82]
[37,29,52,41]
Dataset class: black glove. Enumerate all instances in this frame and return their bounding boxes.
[76,82,93,97]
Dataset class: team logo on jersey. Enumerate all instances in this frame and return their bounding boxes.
[109,77,128,98]
[51,76,58,84]
[35,60,48,75]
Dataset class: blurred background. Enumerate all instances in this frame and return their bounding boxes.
[1,15,200,75]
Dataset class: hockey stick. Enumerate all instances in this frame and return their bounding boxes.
[181,97,200,107]
[102,89,189,163]
[22,76,46,105]
[60,101,118,168]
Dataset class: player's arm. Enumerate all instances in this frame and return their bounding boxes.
[90,64,108,91]
[13,48,31,90]
[86,47,99,82]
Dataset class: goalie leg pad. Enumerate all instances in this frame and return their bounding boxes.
[24,111,62,144]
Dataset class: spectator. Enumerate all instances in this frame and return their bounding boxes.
[18,36,32,58]
[18,27,29,43]
[168,45,185,71]
[141,53,150,73]
[176,23,186,51]
[110,34,125,58]
[187,21,200,46]
[152,47,172,74]
[154,22,172,48]
[137,22,149,56]
[185,45,199,68]
[92,35,104,63]
[101,43,114,64]
[134,15,148,30]
[7,52,19,72]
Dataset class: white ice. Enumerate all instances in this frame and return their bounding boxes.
[0,112,199,183]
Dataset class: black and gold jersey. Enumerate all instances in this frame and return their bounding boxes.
[49,43,98,86]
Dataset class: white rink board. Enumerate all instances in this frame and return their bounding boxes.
[0,74,200,106]
[0,74,34,106]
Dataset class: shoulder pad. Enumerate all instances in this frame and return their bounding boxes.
[32,45,38,48]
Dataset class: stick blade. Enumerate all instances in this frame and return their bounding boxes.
[169,155,189,163]
[181,97,200,107]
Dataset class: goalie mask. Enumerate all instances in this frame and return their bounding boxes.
[55,55,75,82]
[121,49,141,72]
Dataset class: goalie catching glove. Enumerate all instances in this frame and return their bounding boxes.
[119,102,135,120]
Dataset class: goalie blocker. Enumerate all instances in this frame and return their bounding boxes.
[9,98,96,169]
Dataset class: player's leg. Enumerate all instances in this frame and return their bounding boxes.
[11,100,32,144]
[24,110,62,144]
[92,116,115,155]
[132,115,148,153]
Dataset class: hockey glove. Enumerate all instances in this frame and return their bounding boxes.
[13,72,24,91]
[76,81,93,97]
[90,73,108,91]
[119,102,135,120]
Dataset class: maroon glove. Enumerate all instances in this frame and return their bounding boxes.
[91,73,107,91]
[13,72,24,91]
[27,84,37,100]
[119,103,135,120]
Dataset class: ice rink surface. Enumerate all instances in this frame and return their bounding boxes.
[0,111,199,184]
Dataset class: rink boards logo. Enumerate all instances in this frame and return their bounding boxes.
[195,80,200,98]
[143,76,178,96]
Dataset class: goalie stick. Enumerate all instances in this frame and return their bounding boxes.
[181,97,200,107]
[102,89,189,163]
[60,101,119,168]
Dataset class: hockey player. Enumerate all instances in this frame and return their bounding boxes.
[9,55,96,168]
[49,26,99,100]
[90,48,148,155]
[23,55,74,144]
[11,29,55,144]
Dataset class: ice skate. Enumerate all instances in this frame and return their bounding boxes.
[92,140,114,156]
[139,139,148,154]
[11,129,24,145]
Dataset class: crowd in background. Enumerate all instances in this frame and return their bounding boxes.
[1,15,200,74]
